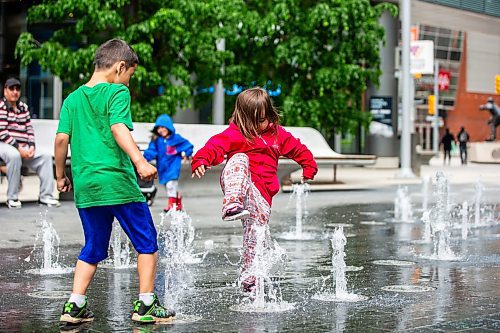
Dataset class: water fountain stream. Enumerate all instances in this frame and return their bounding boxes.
[313,226,367,302]
[26,211,72,275]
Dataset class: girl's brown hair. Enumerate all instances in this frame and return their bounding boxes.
[231,87,280,141]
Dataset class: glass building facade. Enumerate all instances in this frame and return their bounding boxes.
[414,25,464,121]
[421,0,500,17]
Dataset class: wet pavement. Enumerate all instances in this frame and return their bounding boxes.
[0,174,499,332]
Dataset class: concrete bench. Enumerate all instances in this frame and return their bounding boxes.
[27,119,376,196]
[0,119,376,199]
[130,122,377,184]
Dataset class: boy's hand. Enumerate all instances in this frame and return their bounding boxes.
[192,165,209,178]
[57,175,72,192]
[136,159,157,181]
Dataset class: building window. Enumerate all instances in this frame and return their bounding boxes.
[414,24,464,120]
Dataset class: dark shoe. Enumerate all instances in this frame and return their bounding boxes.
[242,278,257,301]
[242,281,256,293]
[223,209,250,221]
[132,294,175,323]
[59,300,94,324]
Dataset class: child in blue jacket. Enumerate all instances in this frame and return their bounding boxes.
[143,114,193,211]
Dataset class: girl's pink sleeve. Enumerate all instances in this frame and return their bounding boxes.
[279,127,318,180]
[191,130,232,172]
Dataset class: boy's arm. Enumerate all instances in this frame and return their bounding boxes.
[54,133,72,192]
[111,123,157,181]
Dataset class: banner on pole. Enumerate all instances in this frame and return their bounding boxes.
[410,40,434,75]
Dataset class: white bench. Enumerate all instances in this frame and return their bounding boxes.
[130,122,377,183]
[28,119,376,195]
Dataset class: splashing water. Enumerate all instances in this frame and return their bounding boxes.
[474,178,484,226]
[331,226,348,296]
[426,172,459,260]
[161,260,195,311]
[461,201,469,240]
[25,211,72,275]
[292,183,309,237]
[231,223,293,312]
[280,183,316,240]
[157,209,208,311]
[394,186,413,222]
[471,178,496,226]
[422,176,431,212]
[102,221,133,269]
[313,227,367,302]
[422,210,431,243]
[158,210,208,264]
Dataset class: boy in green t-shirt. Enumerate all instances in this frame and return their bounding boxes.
[55,39,175,324]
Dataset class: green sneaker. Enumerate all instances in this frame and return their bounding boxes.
[59,299,94,324]
[132,294,176,323]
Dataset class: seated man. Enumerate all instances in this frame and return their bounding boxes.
[0,77,60,208]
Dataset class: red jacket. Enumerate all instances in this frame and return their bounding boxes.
[191,122,318,205]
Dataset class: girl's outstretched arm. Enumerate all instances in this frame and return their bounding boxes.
[279,127,318,180]
[192,165,210,178]
[191,129,232,175]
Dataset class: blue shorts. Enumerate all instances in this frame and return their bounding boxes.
[77,202,158,264]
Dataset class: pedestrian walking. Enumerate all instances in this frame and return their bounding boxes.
[440,128,456,165]
[457,126,469,165]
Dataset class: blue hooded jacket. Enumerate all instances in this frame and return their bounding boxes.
[143,114,194,184]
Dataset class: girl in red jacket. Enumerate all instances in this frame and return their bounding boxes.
[191,87,317,292]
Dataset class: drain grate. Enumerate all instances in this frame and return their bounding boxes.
[381,285,435,293]
[372,259,416,266]
[28,290,71,299]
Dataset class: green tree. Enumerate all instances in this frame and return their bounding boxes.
[16,0,246,122]
[16,0,396,138]
[236,0,397,139]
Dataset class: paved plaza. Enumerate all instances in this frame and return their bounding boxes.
[0,157,499,332]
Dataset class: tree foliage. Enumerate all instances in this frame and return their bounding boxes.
[16,0,396,137]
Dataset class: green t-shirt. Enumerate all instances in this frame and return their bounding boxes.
[57,83,145,208]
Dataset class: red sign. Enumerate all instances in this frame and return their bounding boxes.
[438,70,451,91]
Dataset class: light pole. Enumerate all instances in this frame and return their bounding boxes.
[398,0,416,178]
[212,38,225,125]
[432,60,440,152]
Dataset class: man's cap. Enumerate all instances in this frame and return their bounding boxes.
[4,78,21,88]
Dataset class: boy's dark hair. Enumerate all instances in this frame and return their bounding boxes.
[93,39,139,70]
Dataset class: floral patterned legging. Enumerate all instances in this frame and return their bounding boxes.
[220,153,272,281]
